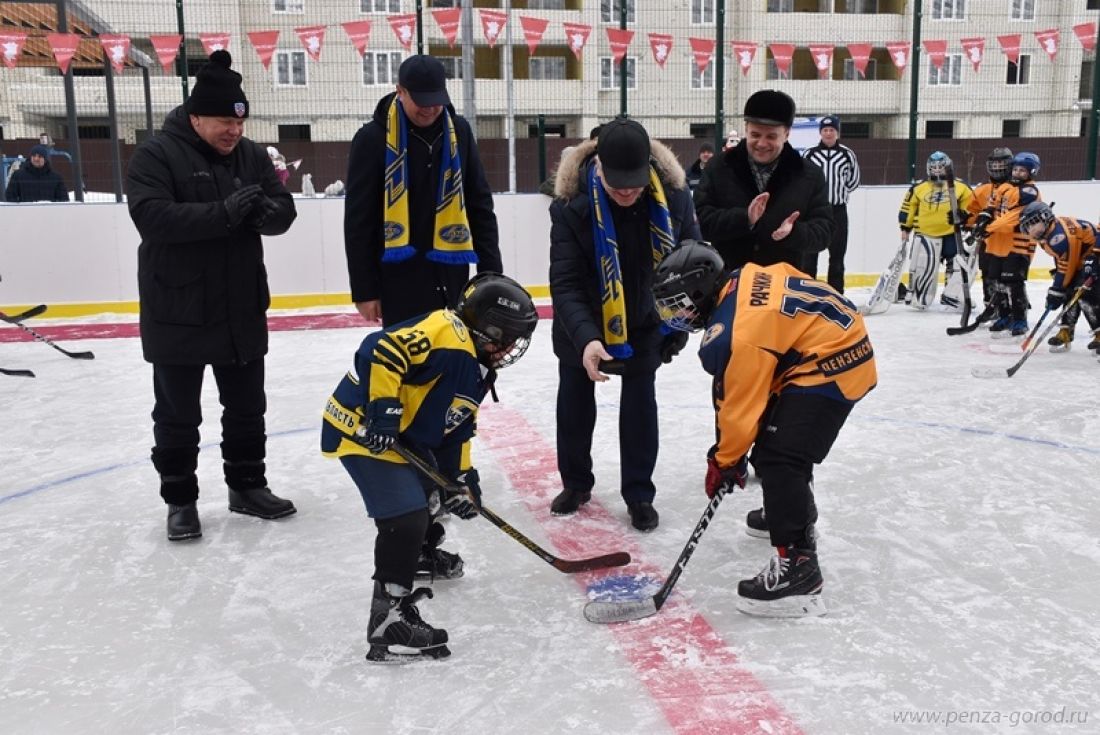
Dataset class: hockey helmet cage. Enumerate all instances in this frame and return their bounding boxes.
[986,147,1013,182]
[455,272,538,369]
[652,240,729,333]
[1019,201,1055,237]
[926,151,952,182]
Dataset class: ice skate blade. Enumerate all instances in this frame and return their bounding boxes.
[736,593,827,618]
[227,505,297,520]
[365,643,451,663]
[745,527,770,539]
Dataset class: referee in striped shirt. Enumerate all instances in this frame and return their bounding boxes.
[802,115,860,292]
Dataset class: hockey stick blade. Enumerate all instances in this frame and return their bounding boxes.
[583,597,660,624]
[553,552,631,574]
[971,367,1010,379]
[0,367,36,378]
[0,314,94,360]
[0,304,48,323]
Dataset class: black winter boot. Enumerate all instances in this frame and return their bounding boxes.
[167,502,202,541]
[366,581,450,662]
[225,459,296,519]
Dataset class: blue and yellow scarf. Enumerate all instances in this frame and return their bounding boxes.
[589,161,674,359]
[382,97,476,265]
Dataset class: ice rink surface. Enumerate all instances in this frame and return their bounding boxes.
[2,285,1098,735]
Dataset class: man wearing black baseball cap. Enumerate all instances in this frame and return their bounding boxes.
[397,55,451,111]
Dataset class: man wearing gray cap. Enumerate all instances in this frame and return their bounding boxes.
[802,115,861,292]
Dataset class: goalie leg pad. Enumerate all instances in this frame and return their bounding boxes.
[908,234,942,309]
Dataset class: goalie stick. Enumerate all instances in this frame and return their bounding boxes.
[861,233,910,315]
[0,309,95,360]
[391,443,630,574]
[583,487,727,624]
[944,170,974,327]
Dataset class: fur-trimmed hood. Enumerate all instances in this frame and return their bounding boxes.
[553,137,687,200]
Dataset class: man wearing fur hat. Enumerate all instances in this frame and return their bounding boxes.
[694,90,833,275]
[547,116,700,532]
[4,144,68,202]
[126,50,298,542]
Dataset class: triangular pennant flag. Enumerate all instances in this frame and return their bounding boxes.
[341,21,372,57]
[247,31,280,70]
[769,43,795,78]
[923,39,947,70]
[1073,22,1097,52]
[199,33,231,56]
[688,37,715,73]
[562,22,592,61]
[606,28,634,65]
[846,43,872,78]
[433,8,462,48]
[99,34,130,74]
[649,33,673,69]
[1034,28,1060,62]
[519,16,549,56]
[388,13,417,50]
[997,34,1021,65]
[480,9,507,49]
[294,25,326,62]
[730,41,757,76]
[960,37,984,71]
[46,33,81,74]
[886,41,910,72]
[808,44,833,79]
[0,31,28,69]
[149,34,181,73]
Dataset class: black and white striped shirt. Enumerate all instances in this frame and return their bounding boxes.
[802,143,861,206]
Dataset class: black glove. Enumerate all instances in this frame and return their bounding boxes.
[443,468,481,520]
[355,397,403,454]
[224,184,264,229]
[1046,288,1067,311]
[946,209,966,227]
[659,331,689,364]
[971,210,993,240]
[246,196,280,231]
[1084,257,1098,281]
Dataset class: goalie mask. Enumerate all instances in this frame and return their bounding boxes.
[1019,201,1055,238]
[455,272,538,369]
[927,151,952,182]
[652,240,729,333]
[986,147,1013,183]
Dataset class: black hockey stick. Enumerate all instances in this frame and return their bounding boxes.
[0,310,95,360]
[3,304,48,323]
[583,487,728,624]
[0,366,35,378]
[391,443,630,574]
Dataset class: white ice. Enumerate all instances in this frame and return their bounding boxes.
[2,284,1098,735]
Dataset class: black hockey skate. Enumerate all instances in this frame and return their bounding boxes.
[415,522,465,580]
[366,582,450,663]
[745,507,770,539]
[736,544,827,618]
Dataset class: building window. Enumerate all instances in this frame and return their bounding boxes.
[600,0,636,24]
[692,0,715,25]
[931,0,965,21]
[688,123,716,139]
[766,57,782,80]
[278,124,311,141]
[1089,0,1100,10]
[525,0,566,8]
[767,0,793,11]
[928,54,962,86]
[361,0,399,12]
[438,56,462,80]
[1006,54,1030,85]
[529,57,567,80]
[842,121,871,138]
[926,120,954,139]
[600,57,636,90]
[845,0,878,11]
[526,122,567,137]
[273,0,304,13]
[691,62,714,89]
[363,51,402,86]
[1080,58,1094,99]
[843,58,877,80]
[1002,119,1022,138]
[274,51,307,86]
[1010,0,1034,21]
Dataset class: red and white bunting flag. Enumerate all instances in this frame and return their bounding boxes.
[730,41,757,76]
[247,30,280,70]
[562,22,592,60]
[1073,22,1097,52]
[149,34,181,72]
[0,31,28,69]
[432,8,462,48]
[46,32,80,74]
[480,10,507,49]
[808,44,833,79]
[388,13,417,50]
[688,37,715,73]
[99,34,130,74]
[960,37,984,71]
[341,21,372,57]
[295,25,326,62]
[199,33,230,56]
[885,41,910,72]
[846,43,872,78]
[1034,28,1060,62]
[606,28,634,65]
[997,34,1021,65]
[519,16,549,56]
[768,43,795,78]
[923,39,947,70]
[648,33,673,69]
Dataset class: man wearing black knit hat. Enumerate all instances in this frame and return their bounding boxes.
[126,50,298,542]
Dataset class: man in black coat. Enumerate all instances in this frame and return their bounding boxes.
[694,90,833,274]
[4,144,69,202]
[548,117,701,532]
[126,51,298,541]
[344,55,501,327]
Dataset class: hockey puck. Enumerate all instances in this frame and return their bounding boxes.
[586,573,661,602]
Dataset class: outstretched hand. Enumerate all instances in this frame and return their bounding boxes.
[770,210,800,241]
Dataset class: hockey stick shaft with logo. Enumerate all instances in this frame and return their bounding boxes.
[944,170,973,327]
[0,310,94,360]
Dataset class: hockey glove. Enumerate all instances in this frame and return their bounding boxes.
[1084,257,1098,280]
[659,331,689,364]
[971,210,993,240]
[443,468,481,520]
[355,397,403,454]
[1046,288,1067,311]
[946,209,967,227]
[224,184,264,229]
[704,452,748,499]
[246,196,280,231]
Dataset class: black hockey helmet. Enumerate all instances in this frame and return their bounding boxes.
[986,147,1013,182]
[1019,201,1055,237]
[926,151,952,182]
[652,240,729,333]
[455,272,538,369]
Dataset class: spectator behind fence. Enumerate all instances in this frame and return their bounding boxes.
[4,144,68,202]
[687,142,714,193]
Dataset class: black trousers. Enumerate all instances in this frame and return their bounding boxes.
[555,361,658,505]
[753,392,852,548]
[807,204,848,293]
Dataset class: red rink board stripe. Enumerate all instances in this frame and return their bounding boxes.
[477,404,803,735]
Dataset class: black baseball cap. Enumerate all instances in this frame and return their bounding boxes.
[597,117,651,189]
[743,90,796,128]
[398,55,451,107]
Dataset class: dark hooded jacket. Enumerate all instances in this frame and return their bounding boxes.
[5,153,69,203]
[126,106,296,365]
[344,93,501,326]
[694,140,833,272]
[549,138,701,368]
